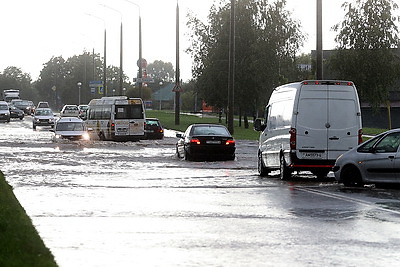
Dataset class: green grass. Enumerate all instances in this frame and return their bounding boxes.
[146,110,259,140]
[146,110,389,141]
[0,172,58,267]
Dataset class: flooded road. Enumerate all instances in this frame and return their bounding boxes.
[1,118,400,266]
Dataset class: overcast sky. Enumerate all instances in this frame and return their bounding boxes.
[1,0,349,82]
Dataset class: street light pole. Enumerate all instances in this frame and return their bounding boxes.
[100,4,124,96]
[77,82,82,105]
[85,13,107,97]
[123,0,143,98]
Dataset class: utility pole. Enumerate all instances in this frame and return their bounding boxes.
[227,0,235,134]
[316,0,323,79]
[173,1,181,125]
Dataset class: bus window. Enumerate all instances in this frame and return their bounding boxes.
[115,105,143,119]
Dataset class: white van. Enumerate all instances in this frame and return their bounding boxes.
[254,80,362,179]
[86,96,145,141]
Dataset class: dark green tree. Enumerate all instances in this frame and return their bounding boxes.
[187,0,304,125]
[146,60,175,84]
[329,0,400,108]
[0,66,33,100]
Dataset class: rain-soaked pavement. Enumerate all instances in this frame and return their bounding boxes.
[1,117,400,266]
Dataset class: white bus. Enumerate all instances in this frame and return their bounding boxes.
[86,96,146,141]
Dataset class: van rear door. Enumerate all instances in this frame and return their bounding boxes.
[326,83,361,160]
[295,81,361,161]
[295,83,329,160]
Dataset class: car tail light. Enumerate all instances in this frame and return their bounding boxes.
[358,129,363,144]
[190,138,201,145]
[290,128,296,149]
[225,139,235,145]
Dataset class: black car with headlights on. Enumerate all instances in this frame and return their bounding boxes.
[176,124,235,161]
[9,105,24,120]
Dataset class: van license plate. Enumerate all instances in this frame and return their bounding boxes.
[301,152,323,159]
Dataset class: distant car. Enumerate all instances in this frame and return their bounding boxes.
[145,118,164,139]
[37,101,50,109]
[0,101,10,122]
[33,108,56,129]
[176,124,235,161]
[333,129,400,186]
[9,105,24,120]
[78,105,89,120]
[10,99,34,115]
[60,105,79,117]
[52,117,90,141]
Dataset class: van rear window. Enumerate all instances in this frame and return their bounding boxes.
[115,105,143,119]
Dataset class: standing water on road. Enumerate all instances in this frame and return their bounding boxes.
[1,118,400,266]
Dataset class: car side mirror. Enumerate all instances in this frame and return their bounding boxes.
[49,129,54,132]
[254,118,266,131]
[176,133,183,138]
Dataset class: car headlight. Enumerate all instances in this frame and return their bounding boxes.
[82,133,90,140]
[55,134,62,139]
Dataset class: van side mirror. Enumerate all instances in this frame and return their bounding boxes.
[254,118,266,131]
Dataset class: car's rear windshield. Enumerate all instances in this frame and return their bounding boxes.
[56,122,84,131]
[192,126,230,136]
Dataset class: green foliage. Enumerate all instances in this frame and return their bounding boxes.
[0,172,57,267]
[330,0,400,109]
[0,66,34,100]
[146,60,175,84]
[187,0,305,117]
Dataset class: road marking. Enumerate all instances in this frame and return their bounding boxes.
[295,187,400,216]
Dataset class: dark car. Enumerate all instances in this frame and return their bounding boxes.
[176,124,235,161]
[9,105,24,120]
[145,118,164,139]
[10,99,34,115]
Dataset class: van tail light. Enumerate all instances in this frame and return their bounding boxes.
[190,138,201,145]
[290,128,296,149]
[358,129,363,144]
[225,139,235,145]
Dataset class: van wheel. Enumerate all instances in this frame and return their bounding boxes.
[99,132,105,141]
[280,155,291,180]
[341,165,364,187]
[258,152,269,176]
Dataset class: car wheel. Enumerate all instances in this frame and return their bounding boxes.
[19,117,23,120]
[176,146,181,158]
[258,152,269,176]
[184,149,193,161]
[280,155,291,180]
[341,165,364,187]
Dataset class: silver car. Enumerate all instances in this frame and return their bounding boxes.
[333,129,400,186]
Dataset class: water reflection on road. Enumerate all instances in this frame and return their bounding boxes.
[1,119,400,266]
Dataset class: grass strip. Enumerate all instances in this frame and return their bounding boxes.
[146,110,259,140]
[0,171,57,267]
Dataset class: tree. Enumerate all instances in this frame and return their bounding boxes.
[146,60,175,84]
[330,0,400,109]
[0,66,33,99]
[187,0,304,125]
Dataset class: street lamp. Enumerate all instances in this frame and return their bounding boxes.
[100,4,124,95]
[85,13,107,97]
[158,81,163,110]
[77,82,82,105]
[123,0,143,98]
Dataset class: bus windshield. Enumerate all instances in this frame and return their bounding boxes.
[115,105,143,119]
